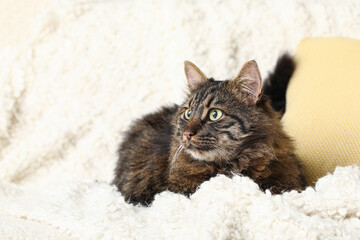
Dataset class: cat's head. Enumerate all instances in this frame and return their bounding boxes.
[173,60,276,163]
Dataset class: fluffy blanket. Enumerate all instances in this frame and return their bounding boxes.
[1,0,360,239]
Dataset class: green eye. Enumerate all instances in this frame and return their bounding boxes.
[209,109,223,121]
[184,109,191,120]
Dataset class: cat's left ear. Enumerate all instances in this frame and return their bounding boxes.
[232,60,262,105]
[184,61,208,92]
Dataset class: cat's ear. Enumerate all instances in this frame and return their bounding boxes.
[232,60,262,105]
[184,61,208,92]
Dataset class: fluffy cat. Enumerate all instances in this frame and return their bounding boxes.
[113,55,305,205]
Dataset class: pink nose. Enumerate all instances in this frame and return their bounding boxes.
[183,130,196,139]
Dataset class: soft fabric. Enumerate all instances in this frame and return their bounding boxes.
[1,167,360,239]
[282,38,360,185]
[0,0,49,49]
[1,0,360,239]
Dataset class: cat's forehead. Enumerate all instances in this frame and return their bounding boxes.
[188,80,229,106]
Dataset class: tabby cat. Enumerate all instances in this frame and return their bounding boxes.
[113,55,305,205]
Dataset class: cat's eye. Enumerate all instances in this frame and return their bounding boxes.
[184,109,191,120]
[209,109,223,121]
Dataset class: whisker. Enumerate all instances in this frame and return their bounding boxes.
[216,146,231,163]
[170,144,184,173]
[215,149,226,162]
[197,139,216,142]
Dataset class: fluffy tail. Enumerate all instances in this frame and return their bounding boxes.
[263,53,296,114]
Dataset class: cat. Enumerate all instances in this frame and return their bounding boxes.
[113,54,305,205]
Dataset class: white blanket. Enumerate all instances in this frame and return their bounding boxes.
[1,0,360,239]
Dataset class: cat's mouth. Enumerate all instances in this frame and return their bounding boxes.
[183,141,219,161]
[185,146,217,161]
[188,143,214,151]
[183,139,213,149]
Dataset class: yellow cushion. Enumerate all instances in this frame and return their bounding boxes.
[282,37,360,186]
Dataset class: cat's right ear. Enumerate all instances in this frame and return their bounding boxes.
[231,60,262,105]
[184,61,208,92]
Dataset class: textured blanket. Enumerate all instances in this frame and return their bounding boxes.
[1,0,360,239]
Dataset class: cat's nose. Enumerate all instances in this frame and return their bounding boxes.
[183,130,196,140]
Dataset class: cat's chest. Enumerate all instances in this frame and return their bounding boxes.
[167,155,240,194]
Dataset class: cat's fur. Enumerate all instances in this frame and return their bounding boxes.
[113,55,305,205]
[263,54,295,113]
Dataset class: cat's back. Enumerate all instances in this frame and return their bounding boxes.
[120,105,178,154]
[113,105,178,204]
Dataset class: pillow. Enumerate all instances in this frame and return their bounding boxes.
[282,37,360,186]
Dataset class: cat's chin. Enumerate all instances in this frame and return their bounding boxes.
[185,148,218,162]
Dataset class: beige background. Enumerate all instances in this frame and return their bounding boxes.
[0,0,49,49]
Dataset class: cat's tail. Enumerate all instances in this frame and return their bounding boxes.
[263,53,296,114]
